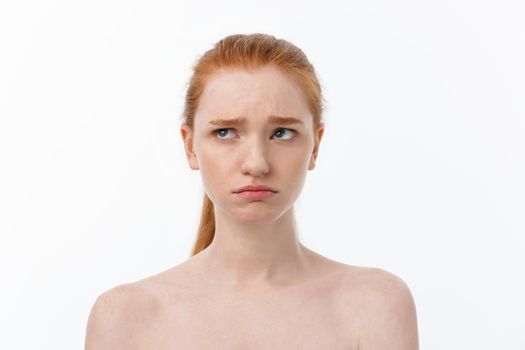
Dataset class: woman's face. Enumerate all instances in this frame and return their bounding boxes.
[181,64,324,223]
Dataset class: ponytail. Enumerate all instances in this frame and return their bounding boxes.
[190,193,215,256]
[182,33,324,257]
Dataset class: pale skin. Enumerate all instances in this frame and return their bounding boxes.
[84,64,419,349]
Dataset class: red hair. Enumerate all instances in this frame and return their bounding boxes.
[181,33,325,256]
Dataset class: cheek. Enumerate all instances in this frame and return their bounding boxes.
[198,146,234,188]
[197,139,312,180]
[282,144,313,168]
[274,148,311,182]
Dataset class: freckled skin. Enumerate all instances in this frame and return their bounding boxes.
[85,65,419,349]
[184,64,320,225]
[179,63,327,293]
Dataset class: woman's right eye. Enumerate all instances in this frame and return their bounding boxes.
[214,128,234,139]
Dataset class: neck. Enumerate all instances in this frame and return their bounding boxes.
[196,205,312,290]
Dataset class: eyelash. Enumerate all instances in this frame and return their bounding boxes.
[213,128,297,140]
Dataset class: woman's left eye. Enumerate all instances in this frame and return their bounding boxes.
[273,128,295,140]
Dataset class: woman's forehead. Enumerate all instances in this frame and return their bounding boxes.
[204,66,302,98]
[196,66,311,125]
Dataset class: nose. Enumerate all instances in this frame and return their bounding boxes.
[240,137,270,177]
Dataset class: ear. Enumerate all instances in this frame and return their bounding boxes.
[308,123,325,170]
[180,123,199,170]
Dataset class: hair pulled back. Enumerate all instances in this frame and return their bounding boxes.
[181,33,325,256]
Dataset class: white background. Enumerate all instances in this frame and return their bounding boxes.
[1,0,524,349]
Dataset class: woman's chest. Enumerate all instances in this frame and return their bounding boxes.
[131,287,360,349]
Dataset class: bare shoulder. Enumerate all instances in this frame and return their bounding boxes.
[337,265,419,350]
[343,266,414,298]
[84,281,161,350]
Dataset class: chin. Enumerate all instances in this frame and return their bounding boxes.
[232,203,293,224]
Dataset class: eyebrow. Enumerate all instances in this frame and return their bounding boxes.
[208,115,304,127]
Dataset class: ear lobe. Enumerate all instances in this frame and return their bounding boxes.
[308,142,319,170]
[308,124,324,170]
[308,155,316,170]
[308,144,319,170]
[180,124,200,170]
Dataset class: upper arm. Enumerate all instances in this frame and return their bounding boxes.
[84,286,134,350]
[357,269,419,350]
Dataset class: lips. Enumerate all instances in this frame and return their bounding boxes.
[234,184,277,193]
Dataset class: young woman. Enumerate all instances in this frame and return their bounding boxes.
[85,33,419,349]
